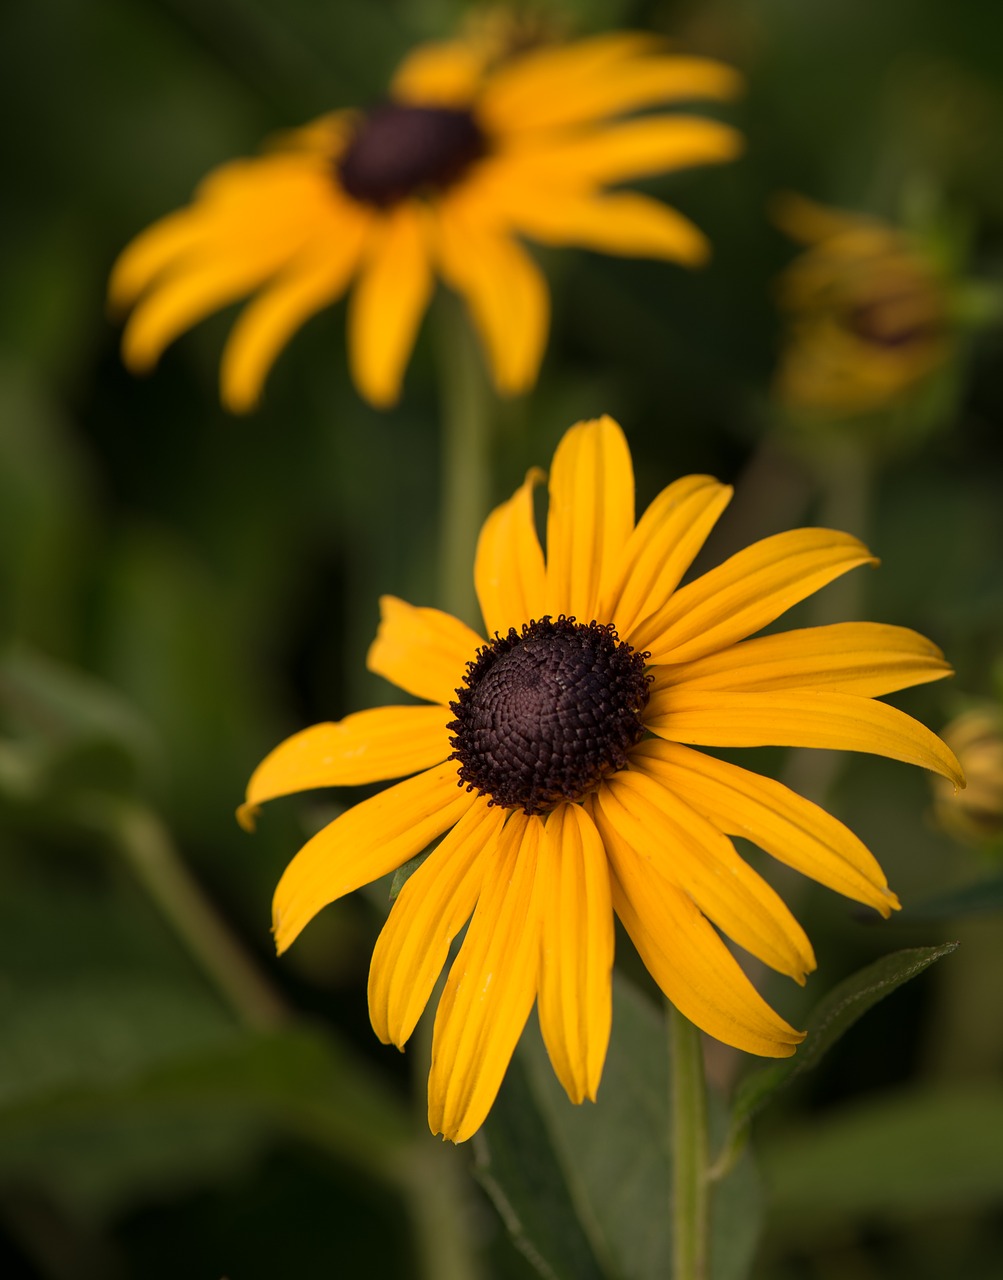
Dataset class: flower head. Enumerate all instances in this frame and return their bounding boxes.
[241,416,963,1142]
[932,705,1003,845]
[109,28,742,410]
[772,193,951,417]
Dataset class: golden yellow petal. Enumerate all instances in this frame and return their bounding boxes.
[656,622,952,696]
[243,705,451,816]
[474,467,547,637]
[595,771,815,982]
[366,595,483,706]
[482,54,742,134]
[368,798,505,1047]
[501,116,743,188]
[600,475,732,642]
[499,188,712,265]
[390,37,490,107]
[347,203,434,407]
[536,804,614,1104]
[631,739,899,915]
[545,416,634,620]
[593,800,803,1056]
[634,528,877,664]
[272,762,474,954]
[435,203,550,395]
[108,209,206,312]
[220,213,372,412]
[428,812,542,1143]
[647,689,965,786]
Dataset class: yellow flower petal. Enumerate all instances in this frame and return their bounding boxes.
[502,188,712,266]
[429,812,542,1142]
[272,762,474,955]
[367,595,482,706]
[390,37,490,107]
[348,203,434,407]
[595,770,815,982]
[647,689,965,786]
[483,53,742,134]
[503,116,743,188]
[545,416,634,620]
[600,474,732,642]
[634,528,877,664]
[436,203,550,395]
[536,804,613,1105]
[631,739,899,915]
[368,798,505,1047]
[655,622,952,696]
[220,213,372,412]
[594,800,803,1056]
[108,209,206,313]
[240,705,451,820]
[474,467,547,637]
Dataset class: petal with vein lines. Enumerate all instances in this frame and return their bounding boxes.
[537,805,614,1103]
[475,467,546,637]
[367,596,482,706]
[429,813,542,1142]
[272,763,475,954]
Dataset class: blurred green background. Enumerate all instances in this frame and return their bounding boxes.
[3,0,1003,1276]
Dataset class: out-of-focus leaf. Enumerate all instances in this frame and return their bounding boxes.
[762,1087,1003,1220]
[477,974,761,1280]
[0,1024,411,1219]
[720,944,958,1173]
[906,874,1003,917]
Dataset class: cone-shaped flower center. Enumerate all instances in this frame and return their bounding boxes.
[449,617,651,815]
[338,102,487,207]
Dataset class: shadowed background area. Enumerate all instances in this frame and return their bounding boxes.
[3,0,1003,1276]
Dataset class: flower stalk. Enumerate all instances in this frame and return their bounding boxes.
[670,1004,711,1280]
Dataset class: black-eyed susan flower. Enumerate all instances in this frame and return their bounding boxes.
[772,193,951,417]
[109,28,742,411]
[240,416,963,1142]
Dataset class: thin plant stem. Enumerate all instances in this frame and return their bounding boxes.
[435,292,493,628]
[76,794,287,1032]
[670,1002,711,1280]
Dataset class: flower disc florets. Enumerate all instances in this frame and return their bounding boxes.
[338,102,487,207]
[448,616,651,815]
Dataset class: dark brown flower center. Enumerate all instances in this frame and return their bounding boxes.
[448,616,651,816]
[337,102,486,208]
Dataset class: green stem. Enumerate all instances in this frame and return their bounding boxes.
[670,1004,711,1280]
[77,795,287,1032]
[435,293,493,628]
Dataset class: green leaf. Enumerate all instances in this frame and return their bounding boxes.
[720,943,958,1172]
[762,1087,1003,1221]
[477,975,762,1280]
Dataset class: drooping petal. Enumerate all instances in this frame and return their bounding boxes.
[594,771,815,982]
[630,739,899,915]
[593,797,803,1056]
[436,200,550,396]
[599,475,732,642]
[272,763,474,954]
[503,188,712,266]
[545,416,634,620]
[220,212,372,412]
[501,116,743,188]
[108,209,207,312]
[536,804,614,1104]
[646,689,965,786]
[482,54,742,135]
[655,623,952,696]
[239,705,452,826]
[474,467,547,637]
[347,203,434,407]
[634,528,877,664]
[429,812,542,1142]
[368,798,506,1047]
[367,595,483,706]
